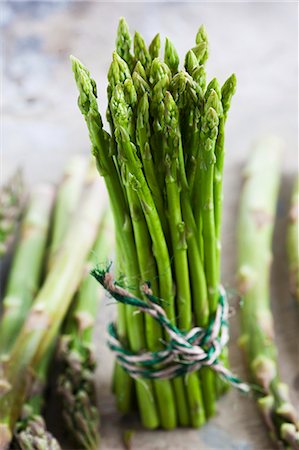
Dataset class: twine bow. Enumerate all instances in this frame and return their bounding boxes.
[92,267,249,393]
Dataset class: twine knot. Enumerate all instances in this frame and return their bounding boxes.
[92,268,249,392]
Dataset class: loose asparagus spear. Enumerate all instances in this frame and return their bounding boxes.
[0,169,26,257]
[287,177,299,301]
[0,185,54,354]
[14,157,90,449]
[237,137,299,449]
[0,168,106,449]
[57,209,114,450]
[47,156,88,268]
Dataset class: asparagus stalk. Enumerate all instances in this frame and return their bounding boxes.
[57,208,114,450]
[213,75,236,397]
[0,167,106,449]
[0,185,54,355]
[47,156,88,268]
[111,83,178,428]
[237,137,299,448]
[72,55,136,414]
[112,43,179,428]
[199,88,222,313]
[14,157,90,449]
[148,33,161,60]
[116,17,135,72]
[287,177,299,301]
[0,169,26,257]
[72,56,162,428]
[214,74,237,275]
[109,61,162,429]
[164,38,179,75]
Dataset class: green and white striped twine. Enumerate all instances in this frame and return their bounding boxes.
[92,267,249,392]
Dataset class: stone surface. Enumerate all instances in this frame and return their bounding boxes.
[2,2,298,449]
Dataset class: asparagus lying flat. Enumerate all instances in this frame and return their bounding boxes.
[237,137,299,449]
[0,185,54,355]
[57,209,114,450]
[287,178,299,301]
[0,165,106,449]
[47,156,88,268]
[14,403,61,450]
[0,169,25,257]
[14,157,90,449]
[71,17,236,428]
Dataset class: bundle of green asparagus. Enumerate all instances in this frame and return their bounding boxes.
[71,17,236,429]
[0,169,26,257]
[0,161,107,449]
[237,137,299,449]
[287,178,299,302]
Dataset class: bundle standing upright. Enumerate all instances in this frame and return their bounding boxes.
[72,18,237,429]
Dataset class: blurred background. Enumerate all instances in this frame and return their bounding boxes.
[2,1,298,183]
[2,2,298,449]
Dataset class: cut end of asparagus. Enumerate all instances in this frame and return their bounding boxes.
[57,337,100,450]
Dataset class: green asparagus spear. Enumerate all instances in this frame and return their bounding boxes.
[199,89,222,313]
[214,74,237,276]
[148,33,160,60]
[192,25,209,66]
[213,74,236,397]
[0,185,54,355]
[0,168,105,449]
[14,409,61,450]
[111,82,178,428]
[71,20,237,429]
[13,157,90,449]
[72,55,136,414]
[237,137,299,448]
[72,56,163,428]
[160,91,206,427]
[58,209,114,450]
[47,156,88,268]
[164,38,179,75]
[287,177,299,301]
[134,32,151,74]
[110,61,163,429]
[116,17,135,72]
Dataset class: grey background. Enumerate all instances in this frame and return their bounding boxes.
[1,2,298,449]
